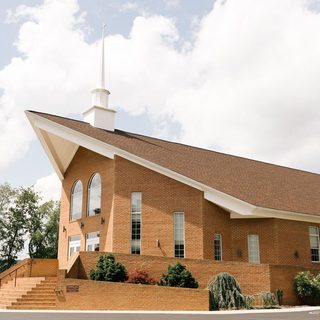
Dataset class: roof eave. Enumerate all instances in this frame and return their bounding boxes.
[26,111,320,223]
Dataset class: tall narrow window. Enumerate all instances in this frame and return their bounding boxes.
[214,234,222,261]
[87,173,102,216]
[86,231,100,252]
[70,180,83,221]
[68,235,80,259]
[309,226,320,262]
[248,234,260,264]
[174,212,185,258]
[131,192,141,254]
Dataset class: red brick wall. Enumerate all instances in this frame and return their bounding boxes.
[69,252,320,305]
[74,251,271,296]
[58,147,114,269]
[58,147,320,273]
[56,277,209,311]
[202,199,232,261]
[0,259,58,286]
[231,218,278,264]
[269,264,320,305]
[274,219,319,267]
[112,156,204,259]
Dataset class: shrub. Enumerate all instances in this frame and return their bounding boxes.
[295,271,320,300]
[159,262,198,288]
[244,294,254,309]
[261,292,277,308]
[208,272,251,310]
[89,254,128,282]
[127,270,156,285]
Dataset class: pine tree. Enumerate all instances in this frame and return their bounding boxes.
[159,262,198,288]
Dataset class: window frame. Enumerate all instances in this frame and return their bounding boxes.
[247,234,260,264]
[70,180,83,221]
[130,192,142,255]
[214,233,222,261]
[173,212,185,258]
[87,173,102,217]
[68,235,81,259]
[309,226,320,263]
[86,231,100,252]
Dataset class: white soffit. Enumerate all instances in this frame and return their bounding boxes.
[40,129,79,173]
[26,111,320,223]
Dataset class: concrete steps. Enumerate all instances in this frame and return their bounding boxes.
[0,277,45,309]
[7,277,57,310]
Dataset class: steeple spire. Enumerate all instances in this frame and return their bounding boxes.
[83,24,116,131]
[90,23,110,109]
[98,24,106,89]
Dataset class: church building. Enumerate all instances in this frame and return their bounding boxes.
[24,29,320,308]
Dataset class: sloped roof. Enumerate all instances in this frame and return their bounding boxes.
[29,110,320,217]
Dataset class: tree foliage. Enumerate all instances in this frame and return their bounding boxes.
[159,262,198,288]
[295,271,320,300]
[208,272,251,310]
[0,184,26,272]
[90,254,128,282]
[26,195,60,259]
[0,183,60,272]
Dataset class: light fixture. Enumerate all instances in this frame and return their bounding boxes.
[101,217,105,225]
[62,226,66,232]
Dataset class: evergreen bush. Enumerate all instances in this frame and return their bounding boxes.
[158,262,198,288]
[208,272,251,310]
[89,254,128,282]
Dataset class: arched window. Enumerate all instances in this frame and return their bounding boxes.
[70,180,83,221]
[87,173,101,216]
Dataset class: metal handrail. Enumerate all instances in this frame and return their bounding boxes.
[0,259,33,288]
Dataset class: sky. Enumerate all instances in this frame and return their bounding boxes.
[1,0,320,202]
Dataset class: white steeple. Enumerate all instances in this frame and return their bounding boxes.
[83,24,116,131]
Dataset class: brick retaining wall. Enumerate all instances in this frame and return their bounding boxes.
[67,252,320,306]
[56,276,209,311]
[70,252,271,296]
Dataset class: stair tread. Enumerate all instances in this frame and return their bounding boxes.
[0,276,57,310]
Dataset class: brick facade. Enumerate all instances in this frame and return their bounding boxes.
[57,146,320,307]
[58,147,114,268]
[113,155,204,258]
[59,146,320,271]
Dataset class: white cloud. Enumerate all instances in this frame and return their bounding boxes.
[0,0,96,169]
[1,0,320,175]
[34,172,61,202]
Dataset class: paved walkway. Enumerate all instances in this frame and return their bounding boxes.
[0,307,319,320]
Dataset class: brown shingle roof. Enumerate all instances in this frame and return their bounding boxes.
[30,110,320,216]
